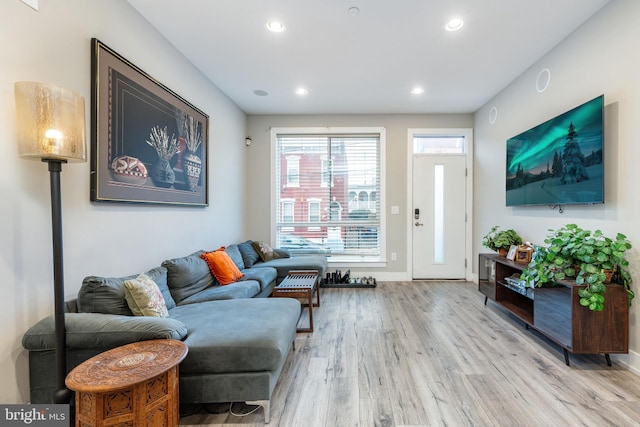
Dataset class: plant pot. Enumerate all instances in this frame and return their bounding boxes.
[574,265,581,277]
[602,268,615,284]
[498,248,507,257]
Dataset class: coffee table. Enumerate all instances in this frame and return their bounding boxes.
[272,270,320,332]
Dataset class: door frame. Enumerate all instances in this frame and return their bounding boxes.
[406,128,474,281]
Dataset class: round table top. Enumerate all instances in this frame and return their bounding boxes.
[65,339,188,393]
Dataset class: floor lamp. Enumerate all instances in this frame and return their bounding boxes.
[15,82,87,404]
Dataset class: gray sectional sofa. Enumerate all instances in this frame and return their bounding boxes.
[22,240,327,423]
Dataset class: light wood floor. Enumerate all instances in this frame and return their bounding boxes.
[180,281,640,426]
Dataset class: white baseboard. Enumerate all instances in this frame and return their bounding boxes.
[611,349,640,375]
[357,272,410,282]
[346,272,479,282]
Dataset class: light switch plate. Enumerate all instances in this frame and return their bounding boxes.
[20,0,39,11]
[391,206,399,215]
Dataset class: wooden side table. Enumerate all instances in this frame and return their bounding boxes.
[66,339,188,427]
[272,270,320,332]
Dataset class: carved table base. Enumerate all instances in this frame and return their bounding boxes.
[66,340,188,427]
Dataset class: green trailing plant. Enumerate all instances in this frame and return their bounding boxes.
[482,226,523,253]
[520,244,575,287]
[521,224,634,311]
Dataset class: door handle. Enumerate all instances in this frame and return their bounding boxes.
[415,222,424,227]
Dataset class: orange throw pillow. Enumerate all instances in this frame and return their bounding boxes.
[201,247,244,285]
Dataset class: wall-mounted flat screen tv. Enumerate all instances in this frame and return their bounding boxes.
[506,95,604,207]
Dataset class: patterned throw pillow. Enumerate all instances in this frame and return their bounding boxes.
[123,273,169,317]
[201,247,244,285]
[252,241,280,262]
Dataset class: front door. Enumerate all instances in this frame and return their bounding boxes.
[411,154,466,279]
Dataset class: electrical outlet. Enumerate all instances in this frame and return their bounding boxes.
[391,252,397,261]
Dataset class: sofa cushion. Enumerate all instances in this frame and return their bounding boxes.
[78,266,175,314]
[225,244,245,270]
[168,298,300,374]
[201,248,244,285]
[252,241,280,262]
[240,267,277,292]
[274,248,291,259]
[177,280,261,304]
[124,273,169,317]
[238,240,260,268]
[162,251,215,304]
[22,313,187,351]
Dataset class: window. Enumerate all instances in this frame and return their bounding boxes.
[272,128,385,261]
[308,200,321,223]
[321,158,332,187]
[308,199,321,232]
[281,200,294,223]
[286,156,300,187]
[413,135,466,154]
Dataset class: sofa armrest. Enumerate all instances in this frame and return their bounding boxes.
[22,313,188,351]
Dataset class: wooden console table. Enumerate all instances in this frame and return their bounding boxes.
[66,339,188,427]
[272,270,320,332]
[479,253,628,366]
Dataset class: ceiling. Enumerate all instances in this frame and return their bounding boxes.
[126,0,611,115]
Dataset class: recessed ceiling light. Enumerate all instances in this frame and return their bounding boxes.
[445,18,464,31]
[267,21,286,32]
[295,87,308,95]
[348,7,360,16]
[254,89,269,97]
[411,87,424,95]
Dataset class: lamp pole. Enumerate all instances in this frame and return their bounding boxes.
[47,159,72,404]
[14,81,86,405]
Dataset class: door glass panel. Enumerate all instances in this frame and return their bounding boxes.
[434,164,444,264]
[413,136,466,154]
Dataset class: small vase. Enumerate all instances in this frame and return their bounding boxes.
[151,158,175,188]
[183,151,202,191]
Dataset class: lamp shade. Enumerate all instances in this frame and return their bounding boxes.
[15,81,87,162]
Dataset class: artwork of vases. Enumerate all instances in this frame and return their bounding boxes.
[151,158,176,188]
[146,125,179,188]
[183,151,202,191]
[176,110,203,191]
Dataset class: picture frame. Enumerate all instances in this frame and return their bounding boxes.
[515,246,533,264]
[506,245,517,261]
[90,38,209,206]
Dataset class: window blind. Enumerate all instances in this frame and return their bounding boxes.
[275,133,381,260]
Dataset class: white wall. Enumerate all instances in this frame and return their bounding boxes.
[473,0,640,370]
[1,0,247,403]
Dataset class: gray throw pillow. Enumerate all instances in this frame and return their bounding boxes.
[78,266,175,314]
[238,240,261,267]
[225,244,245,270]
[162,251,215,304]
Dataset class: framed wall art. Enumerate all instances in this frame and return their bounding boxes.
[90,38,209,206]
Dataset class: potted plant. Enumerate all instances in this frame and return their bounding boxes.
[521,224,634,311]
[482,226,523,256]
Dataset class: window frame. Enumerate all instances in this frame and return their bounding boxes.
[270,127,387,265]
